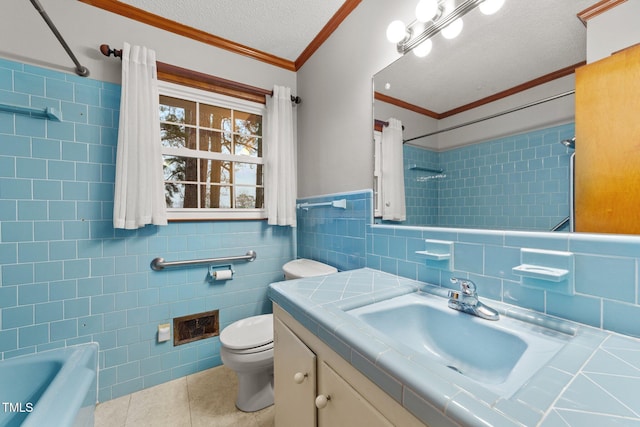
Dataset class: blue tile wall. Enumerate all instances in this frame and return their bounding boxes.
[403,145,440,226]
[0,59,293,401]
[296,191,370,272]
[403,123,575,230]
[302,185,640,340]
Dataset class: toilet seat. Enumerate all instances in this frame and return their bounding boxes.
[223,341,273,355]
[220,314,273,351]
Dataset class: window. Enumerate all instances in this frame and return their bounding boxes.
[158,82,265,220]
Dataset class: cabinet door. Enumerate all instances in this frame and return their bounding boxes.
[316,361,393,427]
[575,44,640,233]
[274,317,317,427]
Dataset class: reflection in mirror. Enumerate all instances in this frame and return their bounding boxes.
[373,0,593,232]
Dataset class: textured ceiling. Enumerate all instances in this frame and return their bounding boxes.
[375,0,594,114]
[118,0,347,61]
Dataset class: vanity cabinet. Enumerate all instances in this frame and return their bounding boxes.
[273,316,316,426]
[575,43,640,234]
[273,305,427,427]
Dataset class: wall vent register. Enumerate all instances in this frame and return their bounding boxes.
[174,310,220,346]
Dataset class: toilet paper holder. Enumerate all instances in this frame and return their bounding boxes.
[208,264,234,281]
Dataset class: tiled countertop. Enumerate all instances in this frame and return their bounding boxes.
[268,268,640,427]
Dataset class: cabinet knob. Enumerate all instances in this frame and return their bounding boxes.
[293,372,308,384]
[315,394,331,409]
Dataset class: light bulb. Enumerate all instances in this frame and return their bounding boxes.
[386,20,408,43]
[479,0,505,15]
[415,0,439,22]
[441,18,463,39]
[413,39,433,57]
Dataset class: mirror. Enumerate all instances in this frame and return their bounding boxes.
[373,0,593,231]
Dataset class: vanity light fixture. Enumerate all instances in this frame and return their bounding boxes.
[413,38,433,57]
[479,0,505,15]
[387,0,504,57]
[441,17,463,39]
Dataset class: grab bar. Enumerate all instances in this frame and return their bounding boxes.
[150,250,257,271]
[296,199,347,210]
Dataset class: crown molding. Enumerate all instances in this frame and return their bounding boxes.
[79,0,296,70]
[79,0,360,71]
[577,0,627,25]
[376,63,584,119]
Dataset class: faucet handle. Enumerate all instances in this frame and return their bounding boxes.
[450,277,477,295]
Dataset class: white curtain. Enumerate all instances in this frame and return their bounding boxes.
[264,86,297,227]
[113,43,167,230]
[381,118,406,221]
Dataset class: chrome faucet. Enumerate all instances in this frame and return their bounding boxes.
[447,277,499,321]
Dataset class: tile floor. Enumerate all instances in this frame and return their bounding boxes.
[95,365,274,427]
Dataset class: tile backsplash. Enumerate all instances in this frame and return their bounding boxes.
[0,58,293,401]
[296,191,369,272]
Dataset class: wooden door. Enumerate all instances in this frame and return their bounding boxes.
[575,44,640,233]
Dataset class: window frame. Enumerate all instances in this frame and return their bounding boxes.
[158,80,267,221]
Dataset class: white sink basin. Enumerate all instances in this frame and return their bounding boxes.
[347,292,571,397]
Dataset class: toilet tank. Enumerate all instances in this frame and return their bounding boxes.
[282,259,338,280]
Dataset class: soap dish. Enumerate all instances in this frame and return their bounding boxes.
[415,250,451,261]
[512,264,569,282]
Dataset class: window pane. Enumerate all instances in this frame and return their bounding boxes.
[234,111,262,136]
[255,186,264,208]
[164,155,198,182]
[165,182,183,208]
[202,185,231,208]
[201,159,231,184]
[160,96,196,125]
[165,183,199,208]
[235,186,258,208]
[161,124,197,150]
[163,155,184,181]
[234,135,261,157]
[234,162,260,185]
[200,104,231,130]
[200,130,231,154]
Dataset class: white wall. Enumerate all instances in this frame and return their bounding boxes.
[587,1,640,63]
[0,0,295,90]
[295,0,411,197]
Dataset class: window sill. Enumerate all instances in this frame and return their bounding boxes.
[167,208,267,221]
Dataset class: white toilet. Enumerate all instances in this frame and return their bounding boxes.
[220,314,274,412]
[219,258,337,412]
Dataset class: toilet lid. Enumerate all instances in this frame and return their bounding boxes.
[220,314,273,350]
[283,259,338,278]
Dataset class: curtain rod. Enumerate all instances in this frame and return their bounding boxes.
[99,44,301,104]
[374,119,405,131]
[403,90,575,144]
[29,0,89,77]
